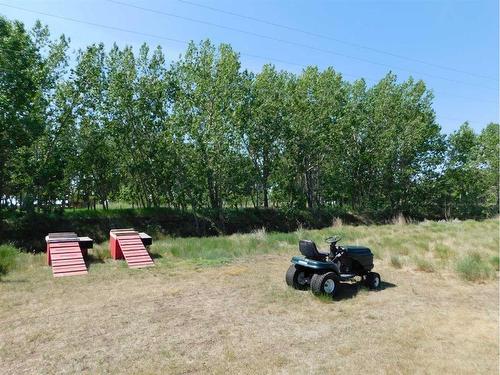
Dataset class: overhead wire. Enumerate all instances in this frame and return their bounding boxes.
[103,0,499,92]
[0,3,496,109]
[176,0,498,82]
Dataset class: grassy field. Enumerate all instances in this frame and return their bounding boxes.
[0,219,498,374]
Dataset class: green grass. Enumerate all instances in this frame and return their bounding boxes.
[414,257,435,272]
[455,253,496,281]
[434,243,454,261]
[146,218,499,279]
[490,255,500,271]
[87,241,112,263]
[0,244,18,276]
[154,229,295,265]
[2,218,498,281]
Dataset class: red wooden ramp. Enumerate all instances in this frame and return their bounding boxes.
[110,229,154,269]
[46,232,93,277]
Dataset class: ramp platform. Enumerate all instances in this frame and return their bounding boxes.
[46,232,93,277]
[109,229,154,269]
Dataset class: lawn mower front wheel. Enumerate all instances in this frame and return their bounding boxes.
[365,272,381,289]
[285,265,309,290]
[311,272,339,296]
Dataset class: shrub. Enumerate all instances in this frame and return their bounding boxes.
[414,257,435,272]
[0,244,18,276]
[455,253,495,281]
[434,243,453,261]
[390,255,403,269]
[90,246,111,263]
[489,255,499,271]
[1,207,360,252]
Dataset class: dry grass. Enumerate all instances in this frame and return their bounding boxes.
[0,219,498,374]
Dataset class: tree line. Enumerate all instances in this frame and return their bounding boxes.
[1,17,498,219]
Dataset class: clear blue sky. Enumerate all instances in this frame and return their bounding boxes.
[0,0,498,133]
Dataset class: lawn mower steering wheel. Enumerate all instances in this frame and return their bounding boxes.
[325,235,341,244]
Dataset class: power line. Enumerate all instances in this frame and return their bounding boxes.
[104,0,499,92]
[0,4,496,105]
[176,0,498,82]
[0,3,189,46]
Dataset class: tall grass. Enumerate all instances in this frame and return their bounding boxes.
[150,218,498,280]
[0,244,18,276]
[3,218,498,281]
[490,255,499,271]
[455,253,495,281]
[390,255,403,269]
[157,230,298,264]
[414,257,435,272]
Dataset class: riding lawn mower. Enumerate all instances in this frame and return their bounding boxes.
[286,236,381,297]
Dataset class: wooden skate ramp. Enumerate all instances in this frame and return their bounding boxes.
[111,229,154,269]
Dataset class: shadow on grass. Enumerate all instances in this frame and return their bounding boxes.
[332,279,397,301]
[148,251,163,260]
[84,253,106,268]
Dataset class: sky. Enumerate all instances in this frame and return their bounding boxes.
[0,0,498,134]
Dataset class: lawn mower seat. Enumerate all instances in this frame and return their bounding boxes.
[299,240,328,261]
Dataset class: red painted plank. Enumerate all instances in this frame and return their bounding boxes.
[122,249,151,256]
[51,255,82,261]
[51,252,82,257]
[50,249,82,254]
[116,233,154,269]
[120,248,147,254]
[49,240,88,277]
[124,256,151,261]
[128,259,154,264]
[127,255,154,261]
[53,266,86,271]
[52,258,85,265]
[52,260,85,267]
[50,246,79,251]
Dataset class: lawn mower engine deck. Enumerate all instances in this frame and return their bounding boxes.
[286,236,381,297]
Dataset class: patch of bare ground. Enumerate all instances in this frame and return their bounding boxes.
[0,252,498,374]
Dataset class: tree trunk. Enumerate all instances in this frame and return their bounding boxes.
[262,169,269,209]
[305,171,314,209]
[262,153,270,208]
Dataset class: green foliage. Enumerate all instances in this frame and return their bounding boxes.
[455,253,495,281]
[0,244,18,276]
[441,122,499,219]
[0,16,498,224]
[489,255,499,271]
[0,207,354,251]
